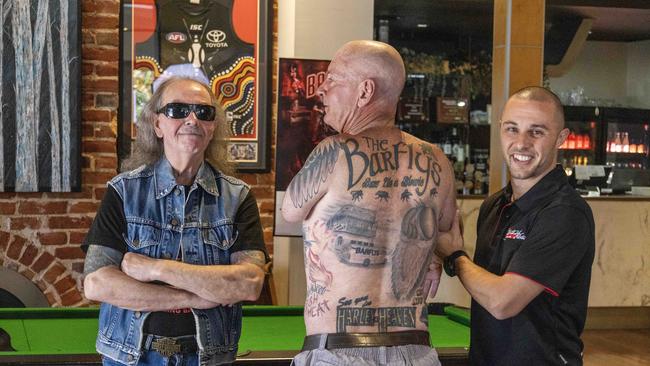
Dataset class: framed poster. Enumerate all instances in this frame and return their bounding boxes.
[119,0,272,171]
[0,1,81,192]
[274,58,334,237]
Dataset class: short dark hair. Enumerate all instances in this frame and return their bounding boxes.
[510,86,565,128]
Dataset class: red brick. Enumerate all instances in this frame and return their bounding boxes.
[82,61,94,75]
[83,78,118,92]
[10,217,41,230]
[31,251,55,273]
[38,232,68,246]
[260,215,273,229]
[238,174,257,185]
[85,0,120,14]
[95,94,119,108]
[61,289,83,306]
[47,188,94,200]
[0,202,15,214]
[69,201,100,214]
[94,187,108,200]
[81,46,118,62]
[55,246,86,260]
[263,230,273,246]
[6,236,26,259]
[94,124,117,138]
[82,155,93,169]
[82,109,111,121]
[81,14,118,29]
[95,156,117,170]
[43,264,66,284]
[35,279,48,292]
[83,172,116,185]
[69,232,88,245]
[0,231,10,251]
[94,33,120,48]
[45,291,57,306]
[18,245,39,266]
[18,268,36,281]
[48,216,94,229]
[259,200,275,213]
[256,174,276,185]
[54,275,77,294]
[18,201,68,215]
[83,140,116,154]
[82,30,96,44]
[250,186,274,200]
[83,93,95,106]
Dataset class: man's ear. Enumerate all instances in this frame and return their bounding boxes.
[357,79,375,107]
[556,127,570,148]
[153,118,164,138]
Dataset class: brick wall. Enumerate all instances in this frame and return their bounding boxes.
[0,0,278,307]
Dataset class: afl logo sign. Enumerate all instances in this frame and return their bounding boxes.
[206,30,226,43]
[166,32,187,44]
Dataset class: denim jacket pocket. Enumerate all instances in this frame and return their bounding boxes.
[201,222,238,265]
[125,223,162,256]
[201,222,238,250]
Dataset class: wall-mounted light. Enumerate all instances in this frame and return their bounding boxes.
[417,23,428,28]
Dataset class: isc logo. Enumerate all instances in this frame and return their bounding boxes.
[190,24,203,31]
[165,32,187,44]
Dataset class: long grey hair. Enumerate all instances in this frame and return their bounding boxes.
[121,76,234,175]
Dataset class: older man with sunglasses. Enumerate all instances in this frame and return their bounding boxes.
[82,75,268,366]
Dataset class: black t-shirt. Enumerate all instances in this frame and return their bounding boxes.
[470,166,595,366]
[83,185,266,337]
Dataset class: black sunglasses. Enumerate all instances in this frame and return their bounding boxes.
[157,103,217,122]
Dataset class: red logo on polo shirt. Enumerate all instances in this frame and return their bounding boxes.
[505,228,526,240]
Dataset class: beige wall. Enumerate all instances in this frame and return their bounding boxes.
[549,40,650,109]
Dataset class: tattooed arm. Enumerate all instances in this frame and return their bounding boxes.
[437,156,457,232]
[282,136,341,222]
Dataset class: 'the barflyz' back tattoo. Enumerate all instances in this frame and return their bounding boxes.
[287,138,341,208]
[341,137,442,196]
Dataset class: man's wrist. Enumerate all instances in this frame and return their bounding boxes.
[443,250,469,277]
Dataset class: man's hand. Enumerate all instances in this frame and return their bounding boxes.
[426,255,443,299]
[435,210,464,258]
[121,252,162,283]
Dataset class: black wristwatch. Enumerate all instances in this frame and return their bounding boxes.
[443,250,469,277]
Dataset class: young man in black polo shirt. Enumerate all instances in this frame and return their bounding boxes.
[436,86,595,365]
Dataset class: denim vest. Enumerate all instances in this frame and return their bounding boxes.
[96,158,249,366]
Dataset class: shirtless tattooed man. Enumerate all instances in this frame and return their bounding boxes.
[282,40,457,366]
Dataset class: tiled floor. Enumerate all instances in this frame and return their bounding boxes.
[583,329,650,365]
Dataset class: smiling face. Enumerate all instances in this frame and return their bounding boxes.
[500,97,569,193]
[154,79,216,159]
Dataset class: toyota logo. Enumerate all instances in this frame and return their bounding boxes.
[206,30,226,43]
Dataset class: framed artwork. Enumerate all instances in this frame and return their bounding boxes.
[274,58,334,237]
[0,1,81,192]
[119,0,272,171]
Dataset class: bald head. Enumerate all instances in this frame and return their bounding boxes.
[508,86,565,128]
[334,40,406,103]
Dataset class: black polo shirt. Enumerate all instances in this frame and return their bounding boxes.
[470,165,595,365]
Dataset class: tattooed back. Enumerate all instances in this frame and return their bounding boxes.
[282,126,456,335]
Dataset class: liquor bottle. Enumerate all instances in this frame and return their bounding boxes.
[567,132,576,149]
[622,132,630,153]
[576,133,584,149]
[613,132,622,153]
[442,133,452,157]
[583,133,591,150]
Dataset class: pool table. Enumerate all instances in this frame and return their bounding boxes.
[0,305,469,365]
